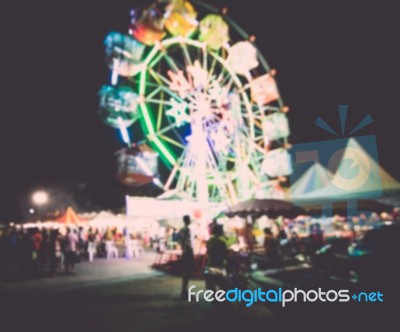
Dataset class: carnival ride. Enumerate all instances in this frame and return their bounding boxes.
[99,0,292,206]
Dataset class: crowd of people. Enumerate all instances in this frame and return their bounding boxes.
[0,225,151,279]
[1,209,399,291]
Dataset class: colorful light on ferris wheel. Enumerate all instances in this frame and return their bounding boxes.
[262,148,293,178]
[250,72,280,105]
[115,144,159,187]
[164,0,198,37]
[98,85,140,129]
[262,112,290,141]
[226,41,259,75]
[104,32,145,77]
[129,5,165,45]
[199,14,229,50]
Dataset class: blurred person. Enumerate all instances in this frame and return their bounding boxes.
[32,228,42,253]
[94,228,104,255]
[87,228,97,262]
[204,224,229,292]
[111,226,117,240]
[20,228,35,278]
[277,226,288,244]
[154,229,167,264]
[208,218,218,237]
[171,228,179,242]
[263,227,281,263]
[49,229,63,277]
[39,228,49,274]
[122,226,129,243]
[142,231,150,248]
[31,228,42,276]
[77,227,85,252]
[166,227,178,250]
[87,228,96,243]
[309,222,325,253]
[179,215,194,299]
[104,227,113,241]
[287,230,300,258]
[64,228,79,274]
[277,226,291,258]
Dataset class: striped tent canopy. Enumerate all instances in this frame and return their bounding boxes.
[56,207,86,225]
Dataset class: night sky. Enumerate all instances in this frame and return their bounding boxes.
[2,0,399,222]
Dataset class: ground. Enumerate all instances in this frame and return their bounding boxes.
[0,252,278,332]
[1,251,396,332]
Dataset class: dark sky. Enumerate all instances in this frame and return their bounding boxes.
[1,0,399,221]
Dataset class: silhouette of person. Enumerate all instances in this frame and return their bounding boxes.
[309,222,324,253]
[205,224,229,291]
[263,227,280,263]
[179,215,194,299]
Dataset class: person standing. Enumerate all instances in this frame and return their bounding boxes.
[39,228,49,274]
[64,228,79,274]
[49,229,62,277]
[205,224,229,291]
[179,215,194,299]
[87,228,97,262]
[31,228,42,277]
[263,227,281,264]
[309,222,325,254]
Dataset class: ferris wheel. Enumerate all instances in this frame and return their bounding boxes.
[99,0,293,205]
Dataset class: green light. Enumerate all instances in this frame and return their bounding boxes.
[139,63,176,167]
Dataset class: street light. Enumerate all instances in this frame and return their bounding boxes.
[31,190,49,220]
[32,191,49,205]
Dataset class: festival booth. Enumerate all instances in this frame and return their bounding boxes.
[126,195,226,225]
[125,195,226,256]
[22,206,86,231]
[87,210,159,242]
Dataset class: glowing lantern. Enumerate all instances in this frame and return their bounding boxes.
[199,14,229,50]
[261,148,292,178]
[116,144,159,187]
[104,32,145,77]
[226,41,259,75]
[262,112,290,141]
[129,7,165,46]
[98,85,140,128]
[164,0,198,37]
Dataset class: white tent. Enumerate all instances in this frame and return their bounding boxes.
[126,196,197,219]
[88,211,121,228]
[126,195,226,220]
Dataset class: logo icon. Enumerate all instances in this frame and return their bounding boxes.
[288,105,382,216]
